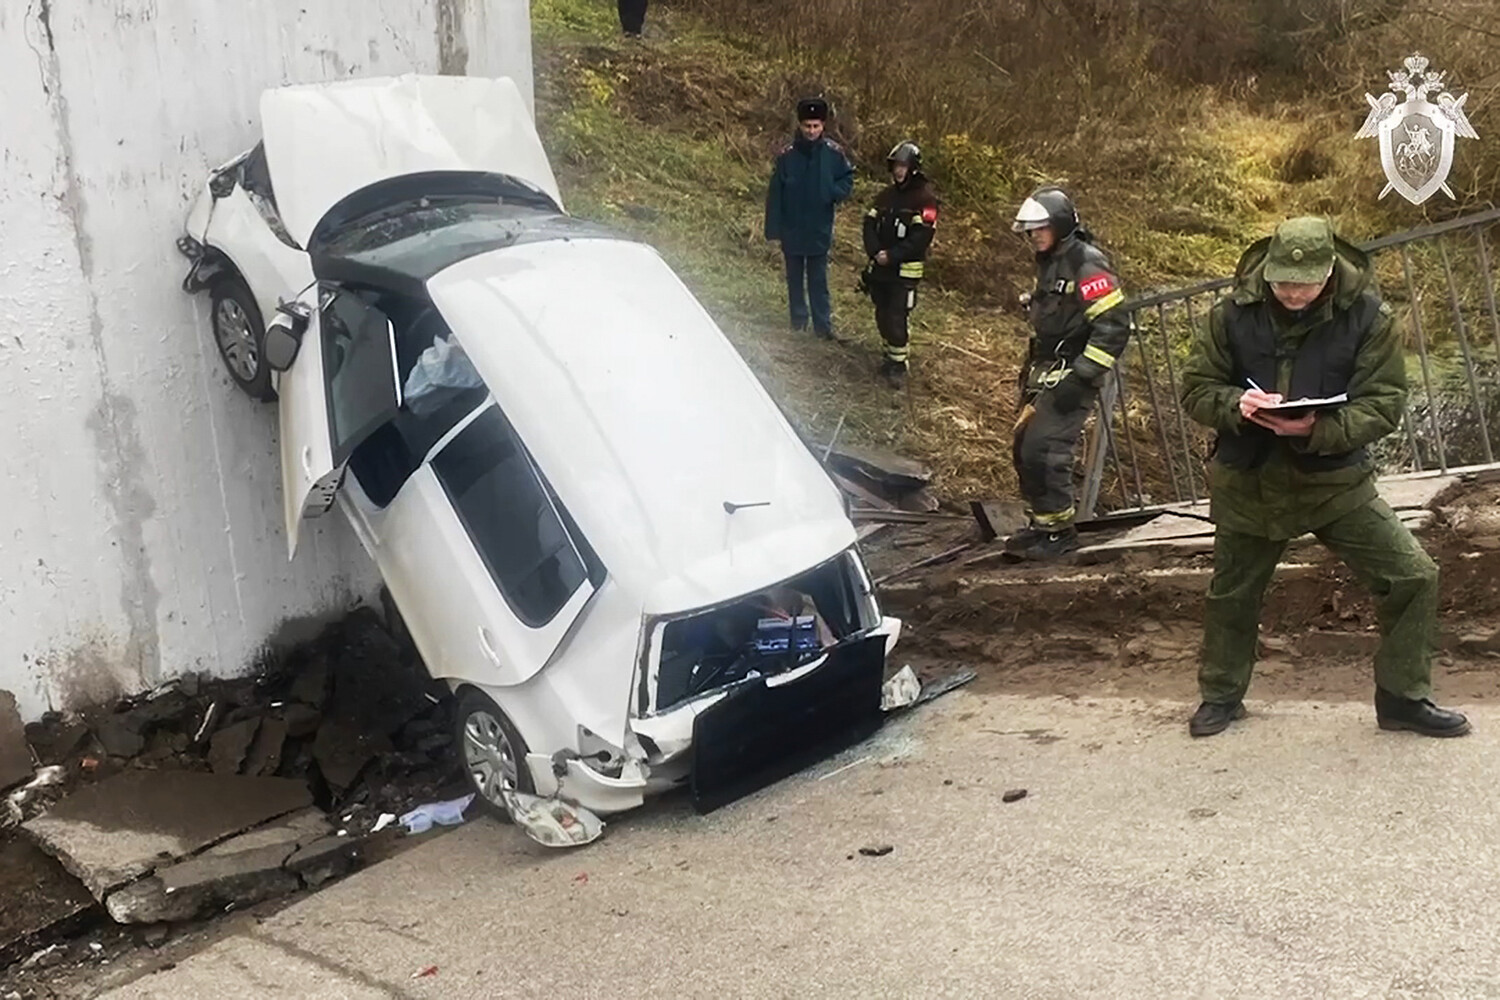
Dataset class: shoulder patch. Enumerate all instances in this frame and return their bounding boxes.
[1078,272,1118,302]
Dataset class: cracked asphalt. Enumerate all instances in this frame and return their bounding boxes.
[99,692,1500,999]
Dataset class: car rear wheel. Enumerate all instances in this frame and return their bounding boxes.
[210,276,275,402]
[454,689,534,822]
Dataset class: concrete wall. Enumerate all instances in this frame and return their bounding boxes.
[0,0,533,721]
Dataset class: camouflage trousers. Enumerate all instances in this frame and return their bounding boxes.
[1198,498,1438,704]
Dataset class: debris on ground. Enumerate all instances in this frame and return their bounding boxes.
[503,791,606,849]
[1,607,468,981]
[0,839,93,967]
[858,844,894,857]
[880,666,922,711]
[399,794,474,835]
[0,693,33,794]
[1003,789,1029,803]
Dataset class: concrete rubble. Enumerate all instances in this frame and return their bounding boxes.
[1,607,468,965]
[0,692,32,793]
[0,839,93,966]
[22,770,313,900]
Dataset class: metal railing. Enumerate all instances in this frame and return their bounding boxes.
[1079,206,1500,518]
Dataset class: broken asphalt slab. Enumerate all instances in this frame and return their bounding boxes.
[106,809,367,922]
[0,691,33,792]
[0,837,95,964]
[21,770,312,900]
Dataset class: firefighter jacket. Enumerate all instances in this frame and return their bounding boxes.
[1181,235,1403,540]
[1025,235,1130,386]
[764,135,855,257]
[862,175,939,282]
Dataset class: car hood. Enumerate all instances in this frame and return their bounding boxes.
[425,237,857,615]
[259,74,563,248]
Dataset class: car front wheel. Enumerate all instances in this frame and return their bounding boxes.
[210,276,275,402]
[454,689,534,822]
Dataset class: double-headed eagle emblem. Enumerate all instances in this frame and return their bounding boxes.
[1355,54,1477,204]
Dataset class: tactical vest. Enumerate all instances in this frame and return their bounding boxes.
[1213,291,1382,472]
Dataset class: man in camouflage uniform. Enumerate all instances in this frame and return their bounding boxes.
[1180,216,1470,739]
[1006,185,1131,560]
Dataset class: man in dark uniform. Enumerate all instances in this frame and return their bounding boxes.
[617,0,647,37]
[1181,216,1470,739]
[1006,185,1131,560]
[765,97,855,339]
[862,141,939,388]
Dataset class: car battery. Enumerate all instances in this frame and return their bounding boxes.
[751,616,820,656]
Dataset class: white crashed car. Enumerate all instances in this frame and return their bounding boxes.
[177,75,902,837]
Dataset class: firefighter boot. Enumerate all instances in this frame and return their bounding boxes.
[879,358,907,389]
[1003,524,1079,561]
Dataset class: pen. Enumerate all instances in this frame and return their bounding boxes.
[1246,378,1265,393]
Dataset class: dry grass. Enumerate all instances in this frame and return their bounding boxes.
[532,0,1500,502]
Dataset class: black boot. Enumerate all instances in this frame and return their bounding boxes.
[1374,688,1471,737]
[1003,525,1078,561]
[1189,701,1246,738]
[879,359,907,388]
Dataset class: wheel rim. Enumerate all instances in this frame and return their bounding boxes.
[214,298,260,382]
[463,710,519,807]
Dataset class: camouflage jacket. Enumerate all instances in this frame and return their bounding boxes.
[1181,237,1405,539]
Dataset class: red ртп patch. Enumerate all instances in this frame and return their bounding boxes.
[1079,274,1117,301]
[921,205,938,224]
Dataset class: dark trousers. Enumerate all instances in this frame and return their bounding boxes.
[1012,383,1097,526]
[872,279,917,365]
[1199,499,1438,704]
[783,253,832,334]
[618,0,647,34]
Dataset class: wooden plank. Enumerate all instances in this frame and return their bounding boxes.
[1376,474,1460,510]
[827,469,895,511]
[1079,509,1432,555]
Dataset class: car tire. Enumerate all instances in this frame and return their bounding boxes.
[453,688,535,822]
[209,276,276,402]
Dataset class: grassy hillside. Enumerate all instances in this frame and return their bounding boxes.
[530,0,1498,500]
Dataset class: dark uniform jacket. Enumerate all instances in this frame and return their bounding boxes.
[862,175,939,282]
[764,135,855,257]
[1181,236,1403,539]
[1025,235,1130,388]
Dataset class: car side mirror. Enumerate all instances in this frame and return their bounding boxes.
[264,309,308,372]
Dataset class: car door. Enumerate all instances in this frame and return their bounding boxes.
[377,402,600,688]
[278,283,401,557]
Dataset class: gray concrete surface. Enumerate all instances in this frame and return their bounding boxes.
[22,771,312,899]
[99,693,1500,999]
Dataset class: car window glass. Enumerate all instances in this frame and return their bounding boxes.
[431,406,588,627]
[321,288,399,465]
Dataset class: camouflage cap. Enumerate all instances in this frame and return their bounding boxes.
[1264,216,1336,285]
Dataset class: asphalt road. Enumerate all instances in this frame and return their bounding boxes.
[100,692,1500,999]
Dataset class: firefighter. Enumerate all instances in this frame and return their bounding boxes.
[1006,185,1130,560]
[861,141,939,388]
[1180,216,1469,738]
